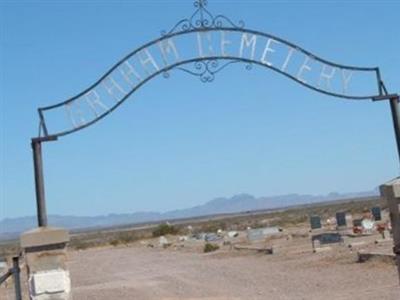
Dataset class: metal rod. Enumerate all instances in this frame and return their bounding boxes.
[389,97,400,164]
[32,139,48,227]
[39,26,378,112]
[386,96,400,283]
[0,270,12,285]
[12,257,22,300]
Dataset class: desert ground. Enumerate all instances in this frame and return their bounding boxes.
[1,198,399,300]
[68,229,400,300]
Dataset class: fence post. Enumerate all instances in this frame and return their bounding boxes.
[12,256,22,300]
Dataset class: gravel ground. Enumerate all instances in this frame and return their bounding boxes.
[68,234,400,300]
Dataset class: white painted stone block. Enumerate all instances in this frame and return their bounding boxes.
[31,270,71,295]
[394,183,400,198]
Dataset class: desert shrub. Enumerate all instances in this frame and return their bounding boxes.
[113,232,137,244]
[251,221,267,229]
[199,221,227,233]
[72,241,90,250]
[204,243,219,253]
[110,239,120,247]
[152,223,178,237]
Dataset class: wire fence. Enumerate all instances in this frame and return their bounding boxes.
[0,256,23,300]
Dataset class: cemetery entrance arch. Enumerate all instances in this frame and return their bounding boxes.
[31,0,400,244]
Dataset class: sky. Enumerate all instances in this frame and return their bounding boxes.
[1,0,399,220]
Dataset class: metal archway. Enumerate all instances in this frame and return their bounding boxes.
[32,0,399,242]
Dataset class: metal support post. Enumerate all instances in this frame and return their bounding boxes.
[387,97,400,283]
[374,92,400,283]
[12,256,22,300]
[389,97,400,164]
[32,139,48,227]
[31,135,57,227]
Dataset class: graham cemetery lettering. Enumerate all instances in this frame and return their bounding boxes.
[37,16,383,138]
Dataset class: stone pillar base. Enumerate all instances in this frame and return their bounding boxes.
[20,227,72,300]
[380,177,400,283]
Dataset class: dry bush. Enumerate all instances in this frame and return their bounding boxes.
[152,224,179,237]
[197,221,227,233]
[204,243,219,253]
[110,239,120,247]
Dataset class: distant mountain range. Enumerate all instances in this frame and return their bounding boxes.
[0,190,378,241]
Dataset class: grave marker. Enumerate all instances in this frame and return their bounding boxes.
[371,206,382,221]
[311,233,343,251]
[247,227,280,241]
[336,212,347,227]
[310,215,322,230]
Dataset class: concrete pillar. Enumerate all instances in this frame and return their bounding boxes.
[20,227,72,300]
[380,177,400,283]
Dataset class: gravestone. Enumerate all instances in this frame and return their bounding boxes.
[336,212,347,227]
[353,219,363,227]
[371,206,382,221]
[205,233,222,242]
[310,215,322,230]
[312,233,343,245]
[311,233,343,251]
[247,227,280,241]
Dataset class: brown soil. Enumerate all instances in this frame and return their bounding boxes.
[68,233,400,300]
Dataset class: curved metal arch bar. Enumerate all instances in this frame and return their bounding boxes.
[40,27,380,112]
[47,56,378,138]
[39,27,382,138]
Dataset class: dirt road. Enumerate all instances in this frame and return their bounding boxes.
[69,238,400,300]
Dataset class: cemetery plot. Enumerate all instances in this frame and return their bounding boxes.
[64,223,398,300]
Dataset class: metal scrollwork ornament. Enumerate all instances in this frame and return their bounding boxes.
[177,59,242,83]
[162,0,245,36]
